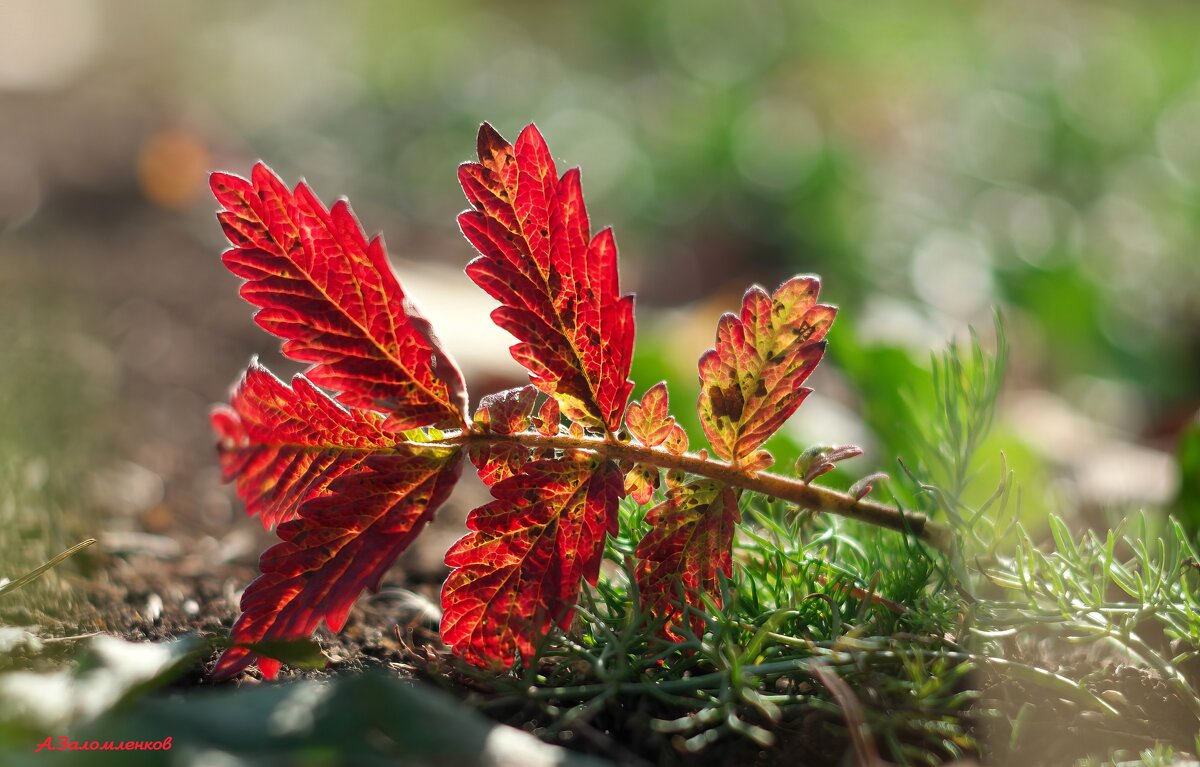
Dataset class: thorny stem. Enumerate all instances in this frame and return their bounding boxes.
[416,430,951,549]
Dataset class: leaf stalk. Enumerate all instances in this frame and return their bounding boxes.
[432,430,950,548]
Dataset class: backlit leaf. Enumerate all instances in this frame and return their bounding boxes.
[211,364,462,679]
[212,164,468,431]
[624,463,659,504]
[472,385,539,433]
[663,425,689,456]
[209,125,854,675]
[457,123,635,432]
[536,394,561,437]
[635,481,740,641]
[625,382,678,447]
[470,385,539,487]
[441,454,623,668]
[697,277,836,462]
[214,361,401,528]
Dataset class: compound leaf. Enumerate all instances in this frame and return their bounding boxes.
[635,481,740,641]
[457,123,635,433]
[212,164,468,431]
[697,277,836,462]
[441,454,623,668]
[211,364,462,679]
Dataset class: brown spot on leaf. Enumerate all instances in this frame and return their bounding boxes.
[708,386,744,422]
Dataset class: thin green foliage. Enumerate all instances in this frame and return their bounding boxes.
[437,490,972,764]
[430,314,1199,763]
[974,513,1200,719]
[894,316,1200,748]
[895,314,1017,552]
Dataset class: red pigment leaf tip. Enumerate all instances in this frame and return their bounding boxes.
[457,123,635,433]
[212,164,468,431]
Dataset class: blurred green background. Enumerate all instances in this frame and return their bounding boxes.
[2,0,1198,593]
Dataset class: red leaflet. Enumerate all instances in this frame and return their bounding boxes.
[635,482,740,641]
[697,277,836,462]
[473,385,539,434]
[622,382,686,504]
[469,385,539,487]
[441,455,622,667]
[625,382,678,447]
[536,396,560,437]
[457,123,635,433]
[662,426,689,456]
[624,462,658,505]
[212,164,468,431]
[214,361,409,529]
[212,366,462,679]
[211,169,471,677]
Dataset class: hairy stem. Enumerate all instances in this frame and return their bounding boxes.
[421,430,949,549]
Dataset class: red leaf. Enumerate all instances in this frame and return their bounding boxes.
[625,381,678,447]
[211,364,462,679]
[473,385,539,433]
[624,462,659,504]
[697,277,836,462]
[469,385,539,487]
[663,425,689,456]
[469,442,527,488]
[621,383,684,500]
[535,394,561,437]
[635,482,740,641]
[441,454,623,668]
[214,361,408,528]
[457,123,635,433]
[212,164,468,431]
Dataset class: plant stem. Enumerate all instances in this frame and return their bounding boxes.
[0,538,96,599]
[421,430,950,549]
